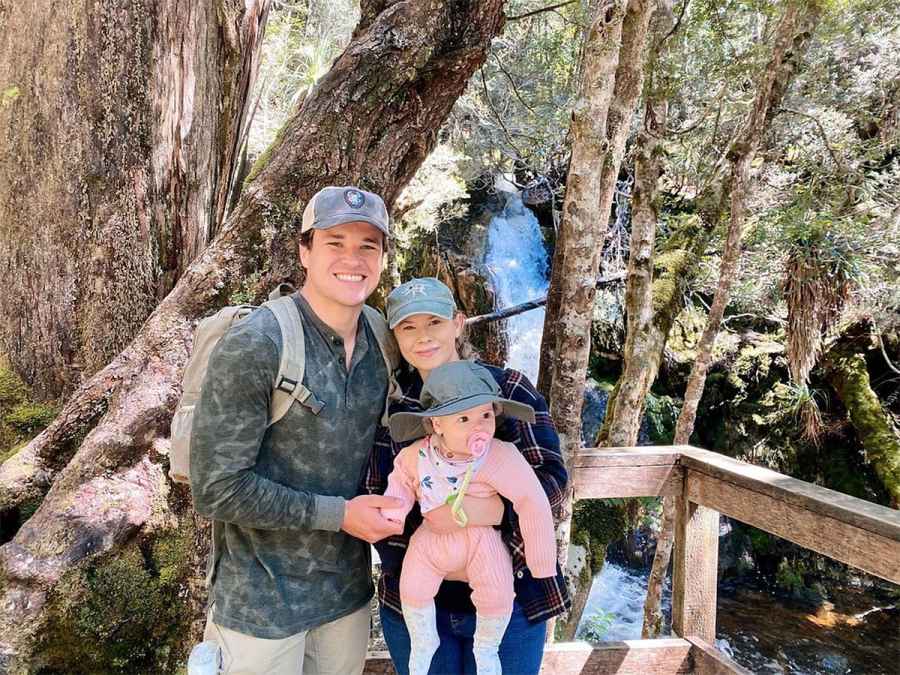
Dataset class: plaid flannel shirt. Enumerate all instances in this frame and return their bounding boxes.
[362,362,571,623]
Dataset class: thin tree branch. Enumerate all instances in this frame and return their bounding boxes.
[491,52,538,115]
[656,0,691,51]
[479,67,527,158]
[507,0,577,22]
[779,106,846,174]
[465,272,626,326]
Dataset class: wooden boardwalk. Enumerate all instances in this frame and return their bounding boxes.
[364,445,900,673]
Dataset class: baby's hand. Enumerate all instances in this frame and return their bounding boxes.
[380,498,412,526]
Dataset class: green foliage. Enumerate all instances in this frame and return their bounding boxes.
[781,382,828,419]
[392,144,470,265]
[247,0,360,159]
[572,499,627,571]
[775,558,808,595]
[5,403,56,436]
[0,358,56,455]
[644,393,679,444]
[445,0,587,180]
[580,608,615,643]
[38,527,198,674]
[0,85,20,107]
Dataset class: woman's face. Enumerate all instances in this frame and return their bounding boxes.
[393,312,464,378]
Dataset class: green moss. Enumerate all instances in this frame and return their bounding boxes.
[0,358,57,455]
[827,351,900,506]
[0,363,27,409]
[572,499,627,576]
[37,525,198,673]
[5,403,57,436]
[244,120,289,187]
[644,393,679,444]
[0,441,25,465]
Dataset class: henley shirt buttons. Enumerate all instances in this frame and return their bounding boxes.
[517,570,524,579]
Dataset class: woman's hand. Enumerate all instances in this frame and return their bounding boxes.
[423,494,504,534]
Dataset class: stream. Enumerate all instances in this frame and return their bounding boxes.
[577,561,898,674]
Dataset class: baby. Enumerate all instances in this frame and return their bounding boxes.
[382,360,557,675]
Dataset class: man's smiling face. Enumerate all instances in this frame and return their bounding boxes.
[299,221,384,310]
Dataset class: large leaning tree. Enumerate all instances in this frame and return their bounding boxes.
[0,0,506,670]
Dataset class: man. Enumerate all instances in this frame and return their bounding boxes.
[191,186,404,675]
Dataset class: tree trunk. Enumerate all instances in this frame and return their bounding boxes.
[538,0,654,399]
[643,0,823,638]
[0,1,506,667]
[546,0,661,639]
[672,0,820,446]
[601,92,667,448]
[824,326,900,508]
[595,216,710,446]
[0,0,269,400]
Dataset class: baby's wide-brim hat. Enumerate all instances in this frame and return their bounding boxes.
[389,361,536,443]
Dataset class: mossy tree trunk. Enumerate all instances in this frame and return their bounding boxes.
[824,327,900,508]
[543,0,659,640]
[0,1,506,668]
[0,0,270,400]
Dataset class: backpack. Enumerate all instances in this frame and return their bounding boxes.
[168,284,400,484]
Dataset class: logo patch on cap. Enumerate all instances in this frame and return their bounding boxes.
[344,189,365,209]
[402,282,428,296]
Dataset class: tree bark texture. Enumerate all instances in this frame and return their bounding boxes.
[537,0,654,399]
[0,1,506,666]
[602,98,667,449]
[547,0,628,480]
[545,0,661,638]
[595,216,709,445]
[546,2,627,590]
[672,0,821,447]
[0,0,269,400]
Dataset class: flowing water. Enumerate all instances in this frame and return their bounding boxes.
[483,190,549,383]
[482,186,900,675]
[577,562,899,674]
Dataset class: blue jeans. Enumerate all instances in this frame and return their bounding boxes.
[380,602,546,675]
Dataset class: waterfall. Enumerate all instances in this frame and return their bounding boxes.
[483,191,549,382]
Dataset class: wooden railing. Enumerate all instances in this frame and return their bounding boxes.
[366,445,900,674]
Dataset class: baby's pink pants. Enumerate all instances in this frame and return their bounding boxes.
[399,523,515,618]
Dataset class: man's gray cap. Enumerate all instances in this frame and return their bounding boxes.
[389,361,536,442]
[301,186,390,237]
[386,277,457,329]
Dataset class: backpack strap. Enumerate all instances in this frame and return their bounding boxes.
[265,295,324,424]
[361,305,402,426]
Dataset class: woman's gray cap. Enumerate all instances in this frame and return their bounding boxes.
[389,361,536,442]
[301,186,390,237]
[386,277,457,329]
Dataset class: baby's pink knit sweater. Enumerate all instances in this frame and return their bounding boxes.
[384,436,557,594]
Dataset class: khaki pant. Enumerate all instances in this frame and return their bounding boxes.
[203,604,370,675]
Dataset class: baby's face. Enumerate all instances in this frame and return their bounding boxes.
[431,402,497,458]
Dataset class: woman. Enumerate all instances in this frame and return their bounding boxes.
[363,277,570,675]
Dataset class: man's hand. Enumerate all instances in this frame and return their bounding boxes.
[341,495,405,543]
[424,494,504,534]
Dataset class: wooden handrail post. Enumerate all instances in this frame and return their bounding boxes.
[671,487,720,642]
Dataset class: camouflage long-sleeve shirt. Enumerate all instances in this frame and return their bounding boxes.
[191,293,387,639]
